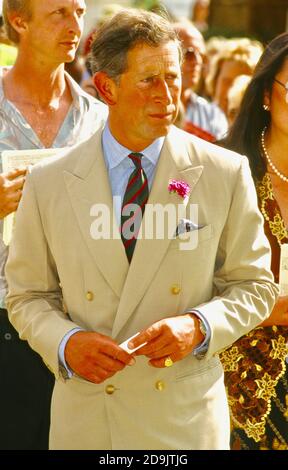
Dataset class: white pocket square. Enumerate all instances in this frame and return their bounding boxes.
[175,219,204,237]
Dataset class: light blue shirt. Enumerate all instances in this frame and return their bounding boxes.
[102,123,163,226]
[0,69,108,307]
[59,124,164,376]
[185,92,228,140]
[59,123,211,376]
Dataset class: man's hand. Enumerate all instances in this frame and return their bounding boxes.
[0,168,27,218]
[261,295,288,326]
[128,314,204,368]
[65,331,135,384]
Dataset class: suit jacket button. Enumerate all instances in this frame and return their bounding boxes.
[155,380,165,391]
[105,384,115,395]
[86,291,94,301]
[171,285,181,295]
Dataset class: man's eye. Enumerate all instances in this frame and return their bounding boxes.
[142,77,153,83]
[77,9,85,17]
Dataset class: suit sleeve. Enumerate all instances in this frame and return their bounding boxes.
[195,157,279,358]
[5,169,81,379]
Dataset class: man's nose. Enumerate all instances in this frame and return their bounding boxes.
[154,79,173,104]
[68,14,83,37]
[184,48,203,66]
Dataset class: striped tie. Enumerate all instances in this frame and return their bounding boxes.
[121,153,149,262]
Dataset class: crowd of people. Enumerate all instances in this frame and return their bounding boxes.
[0,0,287,451]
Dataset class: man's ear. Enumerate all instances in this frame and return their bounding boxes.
[93,72,118,106]
[7,11,29,37]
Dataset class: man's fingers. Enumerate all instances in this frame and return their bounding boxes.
[133,331,170,356]
[146,344,176,360]
[82,355,128,384]
[7,176,26,191]
[3,189,23,207]
[149,354,178,369]
[6,189,22,202]
[128,325,162,350]
[0,202,19,218]
[96,352,127,372]
[6,168,27,180]
[65,331,136,384]
[0,172,25,218]
[86,366,115,384]
[102,343,135,365]
[0,195,22,218]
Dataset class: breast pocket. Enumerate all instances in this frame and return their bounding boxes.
[169,224,213,251]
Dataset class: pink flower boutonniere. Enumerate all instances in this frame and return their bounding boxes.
[168,179,190,199]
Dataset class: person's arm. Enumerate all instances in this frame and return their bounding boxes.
[260,295,288,326]
[129,157,279,364]
[187,157,279,356]
[5,169,78,378]
[58,328,84,378]
[5,168,134,382]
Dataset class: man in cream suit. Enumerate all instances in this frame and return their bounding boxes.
[6,9,278,450]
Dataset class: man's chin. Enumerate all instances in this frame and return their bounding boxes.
[65,54,76,64]
[64,46,78,63]
[150,123,173,140]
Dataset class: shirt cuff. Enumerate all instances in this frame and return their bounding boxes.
[58,327,84,379]
[185,309,211,359]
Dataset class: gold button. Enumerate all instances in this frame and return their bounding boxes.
[155,380,165,391]
[105,384,115,395]
[171,285,181,295]
[86,291,94,301]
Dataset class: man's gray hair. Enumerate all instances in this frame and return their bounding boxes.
[90,8,182,81]
[2,0,32,44]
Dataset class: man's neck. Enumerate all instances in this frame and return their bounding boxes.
[3,53,67,107]
[2,52,73,148]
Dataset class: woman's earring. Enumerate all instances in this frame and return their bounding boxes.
[263,104,270,111]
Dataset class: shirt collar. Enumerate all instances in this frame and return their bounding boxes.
[102,122,164,170]
[0,68,94,111]
[64,71,98,111]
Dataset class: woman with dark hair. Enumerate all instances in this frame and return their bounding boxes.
[221,33,288,450]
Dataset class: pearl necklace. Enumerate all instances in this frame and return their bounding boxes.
[261,127,288,183]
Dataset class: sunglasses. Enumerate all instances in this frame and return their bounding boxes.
[274,78,288,103]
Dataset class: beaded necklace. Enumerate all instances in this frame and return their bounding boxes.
[261,127,288,183]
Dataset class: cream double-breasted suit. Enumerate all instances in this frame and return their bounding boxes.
[6,125,277,449]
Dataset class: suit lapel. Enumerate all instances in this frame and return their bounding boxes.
[112,130,203,337]
[64,129,129,298]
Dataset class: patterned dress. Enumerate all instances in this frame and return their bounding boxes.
[220,174,288,450]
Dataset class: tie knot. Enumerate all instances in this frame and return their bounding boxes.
[128,152,143,169]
